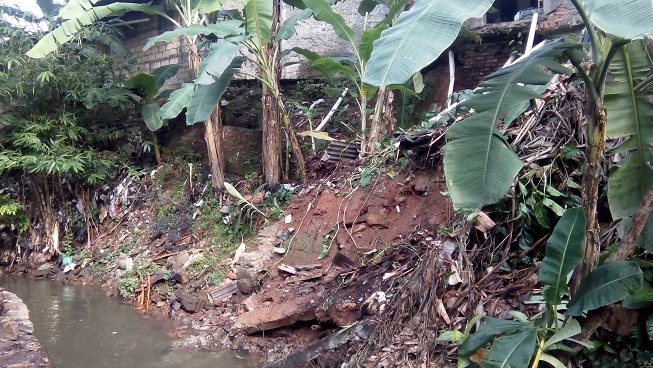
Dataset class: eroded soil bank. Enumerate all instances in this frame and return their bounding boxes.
[0,157,454,366]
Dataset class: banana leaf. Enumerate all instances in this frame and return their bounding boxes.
[364,0,493,86]
[443,40,579,210]
[583,0,653,40]
[605,40,653,250]
[538,208,586,305]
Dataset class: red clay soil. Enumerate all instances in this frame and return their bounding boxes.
[230,165,453,361]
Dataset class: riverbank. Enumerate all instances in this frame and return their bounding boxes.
[1,152,455,366]
[0,287,49,368]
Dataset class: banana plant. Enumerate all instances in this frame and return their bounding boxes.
[26,0,234,193]
[459,208,643,368]
[150,0,312,186]
[127,64,181,164]
[361,0,653,280]
[281,0,399,152]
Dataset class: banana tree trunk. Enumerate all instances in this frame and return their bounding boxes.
[261,0,283,188]
[189,42,225,194]
[571,100,607,294]
[205,108,226,193]
[367,86,396,152]
[261,0,282,189]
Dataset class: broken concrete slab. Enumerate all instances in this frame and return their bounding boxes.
[233,295,319,334]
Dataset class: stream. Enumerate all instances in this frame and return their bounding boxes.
[0,276,258,368]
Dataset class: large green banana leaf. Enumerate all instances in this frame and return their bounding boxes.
[483,328,537,368]
[605,40,653,250]
[582,0,653,40]
[160,83,195,120]
[538,208,586,305]
[443,40,578,210]
[566,261,643,316]
[243,0,272,49]
[27,2,167,58]
[141,102,163,131]
[195,42,242,85]
[364,0,493,86]
[142,21,244,51]
[186,57,245,125]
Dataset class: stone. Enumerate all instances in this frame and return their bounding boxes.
[170,251,190,270]
[365,210,388,228]
[351,223,367,234]
[233,295,318,334]
[116,257,133,271]
[235,269,255,294]
[149,268,168,285]
[3,321,18,340]
[171,270,189,285]
[179,291,198,312]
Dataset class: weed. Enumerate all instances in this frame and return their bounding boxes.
[118,276,140,298]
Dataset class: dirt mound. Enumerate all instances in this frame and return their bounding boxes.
[226,166,452,363]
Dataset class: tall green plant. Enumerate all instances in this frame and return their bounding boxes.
[128,64,181,164]
[0,19,130,254]
[457,208,645,367]
[27,0,235,193]
[151,0,311,185]
[362,0,653,284]
[292,0,409,153]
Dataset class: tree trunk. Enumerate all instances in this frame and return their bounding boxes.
[367,87,396,153]
[189,41,225,194]
[570,101,607,294]
[261,1,283,189]
[205,107,225,194]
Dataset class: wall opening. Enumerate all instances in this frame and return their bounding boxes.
[487,0,542,23]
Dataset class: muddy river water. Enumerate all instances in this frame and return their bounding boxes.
[0,276,257,368]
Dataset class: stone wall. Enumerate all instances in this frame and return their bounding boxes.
[0,289,48,367]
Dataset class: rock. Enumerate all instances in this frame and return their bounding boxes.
[235,269,255,294]
[351,223,367,234]
[413,173,431,193]
[178,291,207,313]
[0,291,48,367]
[171,270,189,285]
[170,251,190,270]
[365,208,389,228]
[149,268,168,285]
[179,291,198,312]
[116,257,133,271]
[233,295,318,334]
[3,321,18,339]
[31,268,51,278]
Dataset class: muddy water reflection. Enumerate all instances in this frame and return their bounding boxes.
[0,276,256,368]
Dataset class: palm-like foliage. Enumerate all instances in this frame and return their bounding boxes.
[605,40,653,249]
[443,40,579,210]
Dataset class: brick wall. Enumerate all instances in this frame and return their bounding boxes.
[121,17,194,90]
[454,35,515,90]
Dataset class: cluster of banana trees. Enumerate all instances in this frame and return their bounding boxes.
[374,0,653,363]
[25,0,653,342]
[27,0,313,191]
